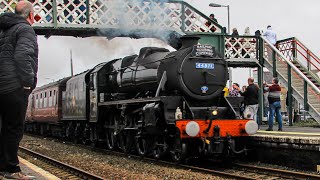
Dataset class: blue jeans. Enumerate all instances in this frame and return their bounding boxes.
[268,101,282,130]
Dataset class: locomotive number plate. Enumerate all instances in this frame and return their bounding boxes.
[196,63,214,69]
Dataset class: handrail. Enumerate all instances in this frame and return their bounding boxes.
[276,37,295,44]
[294,38,320,69]
[261,36,320,94]
[277,37,320,71]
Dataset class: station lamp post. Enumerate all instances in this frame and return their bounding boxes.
[209,3,230,34]
[209,3,232,87]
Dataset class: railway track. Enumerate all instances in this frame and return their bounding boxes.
[232,163,320,180]
[19,146,104,180]
[21,135,320,180]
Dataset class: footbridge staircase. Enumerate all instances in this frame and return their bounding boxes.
[263,37,320,123]
[224,35,320,123]
[1,0,319,122]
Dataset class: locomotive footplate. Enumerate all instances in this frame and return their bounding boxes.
[98,97,161,106]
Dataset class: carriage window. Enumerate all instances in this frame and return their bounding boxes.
[54,90,56,95]
[39,93,43,108]
[44,92,48,108]
[35,96,38,108]
[49,91,52,97]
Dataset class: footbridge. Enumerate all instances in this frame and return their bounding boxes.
[1,0,223,48]
[1,0,319,123]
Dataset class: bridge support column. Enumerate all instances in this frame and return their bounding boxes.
[52,0,58,27]
[257,37,264,127]
[272,51,277,77]
[304,81,309,112]
[86,0,90,24]
[288,66,293,126]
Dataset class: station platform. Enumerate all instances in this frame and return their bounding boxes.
[249,125,320,171]
[257,124,320,136]
[251,125,320,147]
[0,157,59,180]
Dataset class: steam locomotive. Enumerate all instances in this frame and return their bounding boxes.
[26,35,258,162]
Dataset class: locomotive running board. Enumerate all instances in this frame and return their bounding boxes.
[98,97,162,106]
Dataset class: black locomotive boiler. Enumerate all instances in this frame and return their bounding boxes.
[26,36,258,162]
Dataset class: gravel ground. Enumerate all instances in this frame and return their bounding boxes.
[20,135,226,179]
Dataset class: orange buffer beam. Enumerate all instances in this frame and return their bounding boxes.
[176,119,250,138]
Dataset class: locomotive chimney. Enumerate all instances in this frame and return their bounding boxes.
[179,35,200,49]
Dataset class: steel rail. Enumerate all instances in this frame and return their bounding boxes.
[234,163,320,179]
[19,146,104,180]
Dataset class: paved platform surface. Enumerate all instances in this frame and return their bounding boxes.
[17,157,59,180]
[251,125,320,147]
[257,125,320,137]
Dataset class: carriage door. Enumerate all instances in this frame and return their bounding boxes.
[89,73,98,122]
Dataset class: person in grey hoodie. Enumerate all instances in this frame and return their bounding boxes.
[0,1,38,179]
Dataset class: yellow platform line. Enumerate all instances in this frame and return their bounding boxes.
[19,157,60,180]
[257,130,320,136]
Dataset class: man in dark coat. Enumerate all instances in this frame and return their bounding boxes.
[239,77,259,123]
[0,1,38,179]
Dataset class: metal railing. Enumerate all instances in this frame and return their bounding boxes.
[262,36,320,123]
[262,37,320,94]
[277,37,320,78]
[0,0,223,34]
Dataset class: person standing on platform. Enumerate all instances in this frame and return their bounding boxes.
[265,78,283,131]
[239,78,259,123]
[263,25,277,46]
[0,1,38,179]
[229,83,241,97]
[263,81,269,122]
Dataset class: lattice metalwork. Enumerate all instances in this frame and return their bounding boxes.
[277,39,294,61]
[0,0,16,13]
[225,36,257,59]
[0,0,222,34]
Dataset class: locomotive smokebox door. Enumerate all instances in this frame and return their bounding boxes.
[179,44,227,100]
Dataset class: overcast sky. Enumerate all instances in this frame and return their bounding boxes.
[37,0,320,87]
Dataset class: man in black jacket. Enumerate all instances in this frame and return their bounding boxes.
[0,1,38,179]
[239,77,259,124]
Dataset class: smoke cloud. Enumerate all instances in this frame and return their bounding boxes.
[95,0,182,46]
